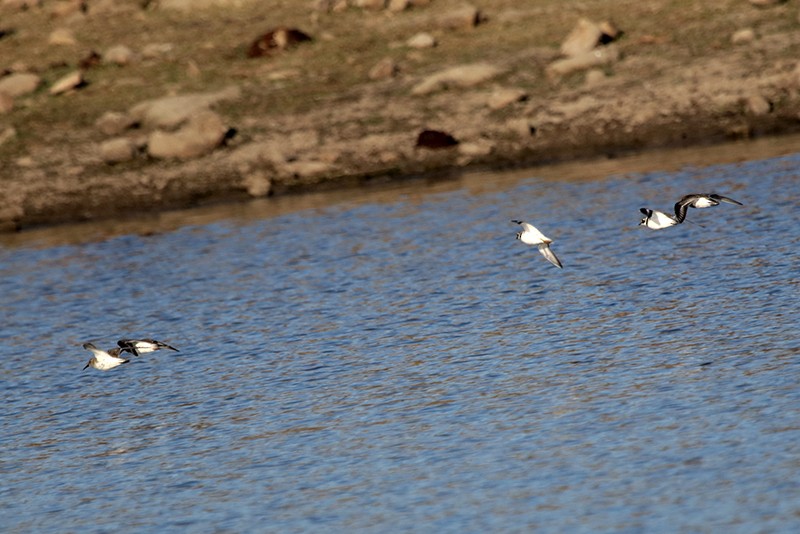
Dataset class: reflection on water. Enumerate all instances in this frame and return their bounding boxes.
[2,139,800,532]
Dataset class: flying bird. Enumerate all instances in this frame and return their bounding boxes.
[82,343,130,371]
[512,220,563,269]
[640,193,742,229]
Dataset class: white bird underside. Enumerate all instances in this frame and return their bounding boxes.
[513,220,563,268]
[83,343,129,371]
[639,208,679,230]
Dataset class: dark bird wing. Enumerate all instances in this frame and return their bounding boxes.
[673,195,700,223]
[709,194,743,206]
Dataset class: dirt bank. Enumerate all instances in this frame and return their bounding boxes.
[1,0,799,232]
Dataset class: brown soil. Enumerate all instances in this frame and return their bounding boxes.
[1,0,800,232]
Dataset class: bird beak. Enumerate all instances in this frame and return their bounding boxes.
[83,361,90,370]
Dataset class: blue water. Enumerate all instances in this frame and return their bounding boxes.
[2,151,800,532]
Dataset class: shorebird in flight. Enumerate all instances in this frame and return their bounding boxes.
[82,343,130,371]
[640,193,742,230]
[512,220,563,269]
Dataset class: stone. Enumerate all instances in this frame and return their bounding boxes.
[100,137,137,164]
[0,73,41,97]
[104,45,135,66]
[129,85,241,129]
[746,94,771,115]
[411,63,504,95]
[353,0,385,9]
[487,88,527,110]
[242,172,272,198]
[95,111,137,135]
[49,70,84,95]
[369,57,398,80]
[147,110,229,160]
[546,46,619,79]
[731,28,756,45]
[387,0,409,12]
[560,18,603,57]
[48,28,77,46]
[247,27,312,58]
[407,32,436,48]
[438,5,482,30]
[0,92,13,113]
[457,140,493,157]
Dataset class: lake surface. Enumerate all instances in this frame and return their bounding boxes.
[3,141,800,532]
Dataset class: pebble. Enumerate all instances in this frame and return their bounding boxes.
[104,45,135,66]
[407,32,436,49]
[487,88,527,110]
[49,70,84,95]
[100,137,137,164]
[411,63,504,95]
[48,28,76,46]
[147,110,229,160]
[0,72,41,97]
[731,28,756,45]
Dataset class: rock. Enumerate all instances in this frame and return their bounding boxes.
[598,21,623,42]
[247,27,312,58]
[129,85,241,130]
[546,45,619,79]
[416,129,458,149]
[407,32,436,48]
[100,137,137,164]
[147,110,229,160]
[387,0,409,12]
[0,92,12,113]
[731,28,756,45]
[242,172,272,198]
[411,63,504,95]
[438,5,482,30]
[748,0,786,6]
[353,0,385,9]
[560,18,621,56]
[49,70,85,95]
[745,94,771,115]
[457,140,493,157]
[104,45,135,66]
[96,111,137,135]
[369,57,398,80]
[0,72,41,97]
[487,87,527,110]
[48,28,77,46]
[560,18,603,57]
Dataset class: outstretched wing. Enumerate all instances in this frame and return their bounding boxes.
[709,194,743,206]
[538,243,563,269]
[673,195,699,223]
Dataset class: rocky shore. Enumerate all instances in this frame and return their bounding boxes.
[1,0,799,232]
